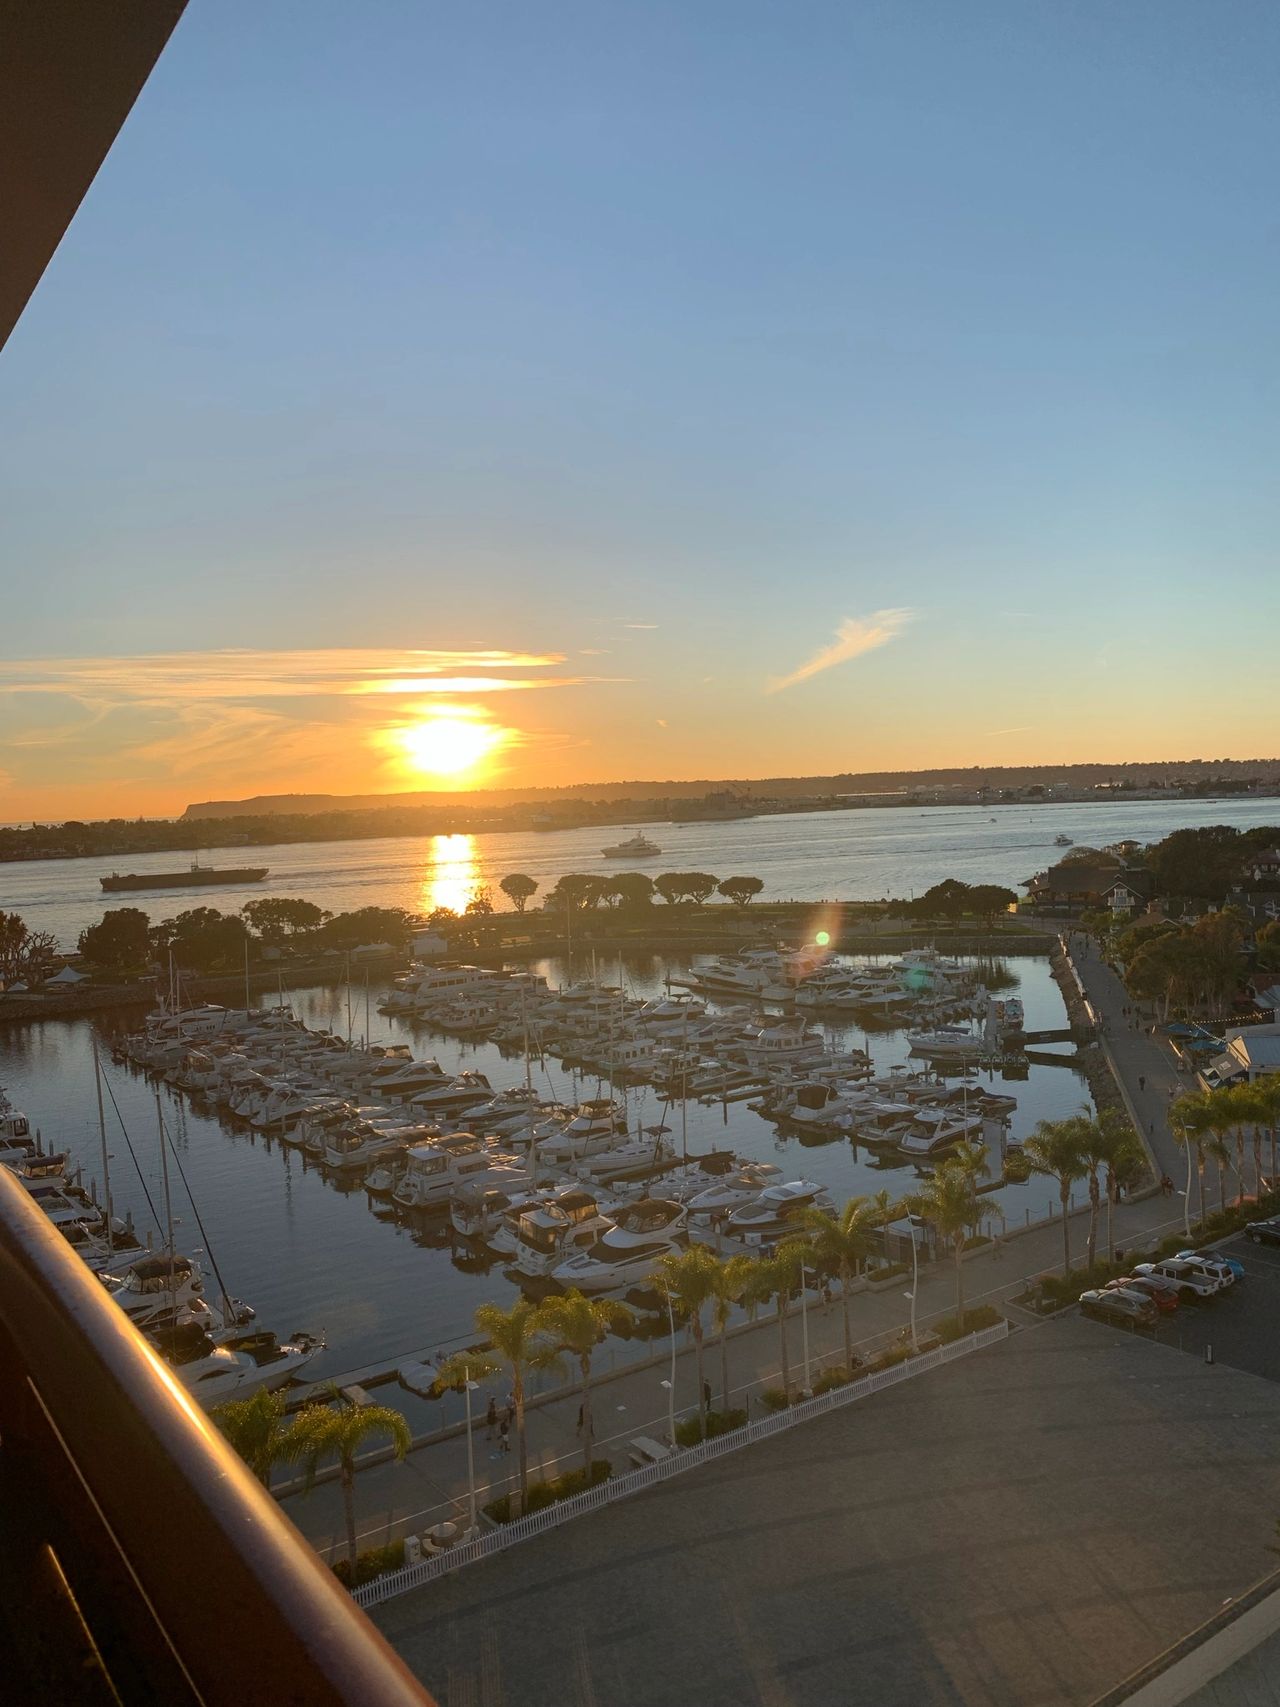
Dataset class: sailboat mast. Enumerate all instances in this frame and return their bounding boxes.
[92,1037,114,1254]
[523,987,537,1188]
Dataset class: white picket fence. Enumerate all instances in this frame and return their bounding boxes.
[353,1317,1009,1609]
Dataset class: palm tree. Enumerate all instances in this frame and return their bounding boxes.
[657,1245,721,1433]
[906,1156,1001,1326]
[535,1290,632,1476]
[1254,1076,1280,1196]
[1203,1095,1237,1212]
[791,1196,879,1375]
[707,1254,753,1412]
[288,1388,411,1573]
[212,1386,303,1487]
[462,1298,560,1505]
[1172,1091,1215,1227]
[1022,1119,1090,1276]
[869,1187,895,1267]
[1075,1107,1142,1269]
[740,1247,801,1403]
[1203,1129,1231,1217]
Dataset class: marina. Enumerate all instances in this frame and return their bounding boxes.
[0,940,1093,1410]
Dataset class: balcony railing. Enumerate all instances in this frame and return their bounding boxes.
[0,1164,433,1705]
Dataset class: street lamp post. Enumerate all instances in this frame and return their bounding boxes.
[799,1258,811,1394]
[907,1213,921,1352]
[664,1288,678,1442]
[1179,1123,1194,1237]
[462,1370,479,1537]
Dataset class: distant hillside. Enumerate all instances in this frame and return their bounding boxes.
[184,759,1280,820]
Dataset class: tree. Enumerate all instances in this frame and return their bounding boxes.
[1253,1076,1280,1191]
[741,1246,803,1402]
[78,907,152,974]
[682,874,721,906]
[907,1153,1001,1322]
[1145,825,1245,903]
[240,897,330,943]
[708,1254,754,1412]
[790,1197,879,1375]
[465,887,494,917]
[530,1291,632,1477]
[545,874,607,912]
[150,907,252,973]
[449,1298,560,1504]
[499,874,538,913]
[1172,1093,1213,1226]
[0,912,58,984]
[317,906,413,949]
[288,1390,411,1573]
[656,1247,720,1435]
[212,1386,310,1486]
[1076,1108,1143,1266]
[653,874,688,906]
[968,884,1018,926]
[1022,1120,1090,1277]
[600,872,655,909]
[717,876,764,908]
[1258,920,1280,973]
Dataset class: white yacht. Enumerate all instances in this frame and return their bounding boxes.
[907,1026,991,1062]
[536,1099,627,1165]
[895,1111,988,1160]
[550,1198,686,1293]
[449,1182,545,1243]
[511,1188,617,1276]
[601,831,661,859]
[391,1131,529,1213]
[100,1253,255,1334]
[740,1020,825,1070]
[570,1130,675,1184]
[686,1162,784,1218]
[155,1321,323,1408]
[409,1071,494,1117]
[725,1180,830,1243]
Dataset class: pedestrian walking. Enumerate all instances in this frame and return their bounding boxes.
[504,1401,515,1431]
[576,1404,584,1435]
[485,1397,497,1439]
[499,1419,510,1454]
[703,1380,712,1412]
[821,1282,833,1315]
[1138,1074,1146,1092]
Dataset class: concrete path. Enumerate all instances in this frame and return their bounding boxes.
[1065,931,1198,1183]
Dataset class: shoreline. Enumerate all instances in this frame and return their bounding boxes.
[4,787,1277,867]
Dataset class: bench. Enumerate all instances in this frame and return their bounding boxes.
[629,1435,671,1467]
[341,1384,373,1407]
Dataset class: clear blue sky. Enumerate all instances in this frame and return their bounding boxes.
[2,1,1277,814]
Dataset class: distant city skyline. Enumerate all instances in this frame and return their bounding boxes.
[2,2,1278,818]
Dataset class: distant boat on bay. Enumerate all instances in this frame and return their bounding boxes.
[100,862,269,893]
[601,832,661,859]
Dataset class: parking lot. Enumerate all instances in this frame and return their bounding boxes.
[1085,1232,1280,1384]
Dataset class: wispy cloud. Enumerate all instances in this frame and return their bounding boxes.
[767,609,914,693]
[985,725,1034,736]
[0,647,614,812]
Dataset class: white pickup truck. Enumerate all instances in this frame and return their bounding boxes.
[1133,1258,1226,1301]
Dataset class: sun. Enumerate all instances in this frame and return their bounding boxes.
[397,715,505,779]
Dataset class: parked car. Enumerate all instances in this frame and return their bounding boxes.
[1080,1287,1158,1327]
[1174,1248,1245,1281]
[1245,1218,1280,1247]
[1132,1259,1223,1301]
[1106,1275,1178,1314]
[1170,1254,1237,1289]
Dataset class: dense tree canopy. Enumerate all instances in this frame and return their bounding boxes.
[717,876,764,907]
[150,907,253,972]
[0,913,58,983]
[240,897,330,942]
[315,906,413,949]
[78,907,152,972]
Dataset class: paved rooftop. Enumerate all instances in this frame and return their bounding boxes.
[374,1316,1280,1707]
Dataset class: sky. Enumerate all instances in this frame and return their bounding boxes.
[2,0,1278,819]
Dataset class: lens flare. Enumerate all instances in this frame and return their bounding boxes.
[395,714,507,779]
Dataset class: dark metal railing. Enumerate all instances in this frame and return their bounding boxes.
[0,1165,434,1705]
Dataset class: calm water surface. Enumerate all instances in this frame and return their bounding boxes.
[1,951,1091,1393]
[5,795,1279,950]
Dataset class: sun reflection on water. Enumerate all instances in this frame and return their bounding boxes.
[421,834,481,915]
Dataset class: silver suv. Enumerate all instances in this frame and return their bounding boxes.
[1133,1259,1224,1300]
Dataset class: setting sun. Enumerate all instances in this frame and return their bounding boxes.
[396,714,505,779]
